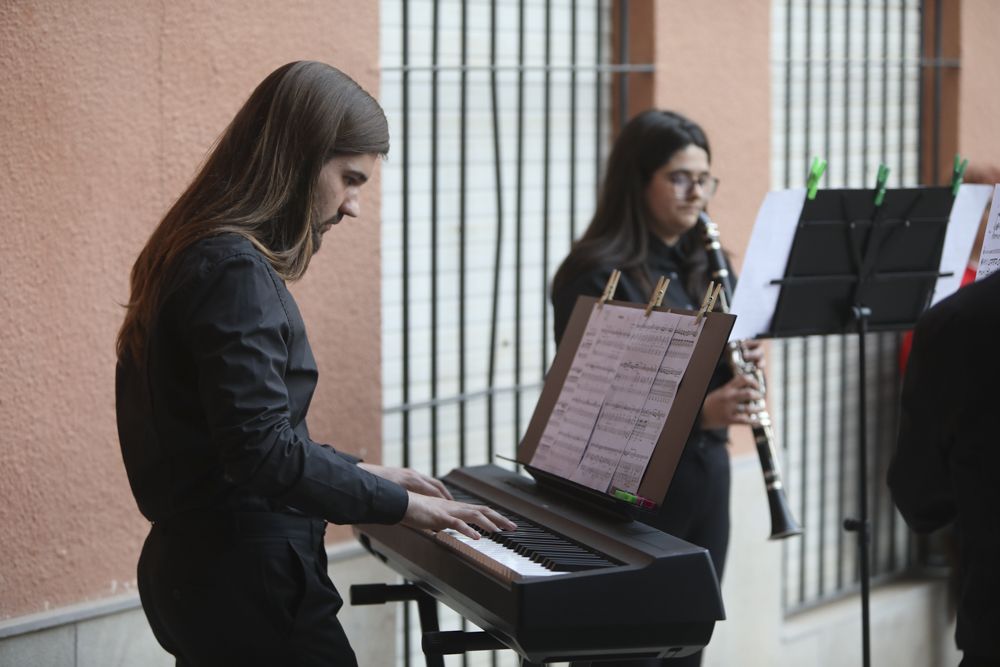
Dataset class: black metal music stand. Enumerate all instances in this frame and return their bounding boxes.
[765,185,955,667]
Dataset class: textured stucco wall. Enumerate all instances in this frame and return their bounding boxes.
[958,0,1000,168]
[647,0,771,457]
[0,1,382,619]
[649,0,771,269]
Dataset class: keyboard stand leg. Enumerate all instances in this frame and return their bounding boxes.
[350,583,445,667]
[351,583,544,665]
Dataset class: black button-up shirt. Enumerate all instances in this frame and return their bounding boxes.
[116,234,408,525]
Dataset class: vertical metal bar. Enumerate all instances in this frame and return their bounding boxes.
[873,0,892,576]
[781,339,791,610]
[824,0,832,185]
[780,0,793,614]
[856,319,872,667]
[459,1,470,655]
[595,0,604,189]
[881,0,890,168]
[891,6,909,566]
[799,338,809,605]
[515,0,525,458]
[838,334,848,589]
[862,0,871,184]
[400,0,411,473]
[430,0,440,478]
[900,0,909,186]
[783,0,793,188]
[916,0,927,187]
[798,1,812,607]
[487,0,504,462]
[570,0,578,241]
[401,2,412,662]
[844,0,852,186]
[838,0,851,589]
[459,0,468,469]
[818,0,832,598]
[618,0,630,130]
[542,0,552,371]
[871,333,883,575]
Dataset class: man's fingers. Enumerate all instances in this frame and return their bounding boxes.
[429,477,453,500]
[468,512,501,534]
[456,505,516,534]
[448,517,480,540]
[489,509,517,532]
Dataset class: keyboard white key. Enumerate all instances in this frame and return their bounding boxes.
[435,529,568,579]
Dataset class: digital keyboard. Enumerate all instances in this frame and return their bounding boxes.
[354,464,725,664]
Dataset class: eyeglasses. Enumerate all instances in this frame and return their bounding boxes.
[667,171,719,199]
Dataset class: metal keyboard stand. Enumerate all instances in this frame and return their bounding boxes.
[351,583,544,667]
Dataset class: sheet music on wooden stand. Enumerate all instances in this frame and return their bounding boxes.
[517,290,735,514]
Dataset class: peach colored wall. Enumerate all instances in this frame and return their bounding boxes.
[648,1,771,267]
[0,1,382,619]
[958,0,1000,170]
[645,0,771,456]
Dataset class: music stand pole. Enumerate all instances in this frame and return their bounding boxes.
[845,305,873,667]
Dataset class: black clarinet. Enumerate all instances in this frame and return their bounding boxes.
[698,212,802,540]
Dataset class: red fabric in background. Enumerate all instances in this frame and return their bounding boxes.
[898,265,977,374]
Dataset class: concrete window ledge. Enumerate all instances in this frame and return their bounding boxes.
[778,578,961,667]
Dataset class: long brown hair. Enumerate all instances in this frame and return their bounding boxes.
[117,61,389,363]
[551,109,713,301]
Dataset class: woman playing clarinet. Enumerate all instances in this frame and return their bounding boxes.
[551,109,763,667]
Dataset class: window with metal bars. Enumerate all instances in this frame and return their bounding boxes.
[769,0,934,613]
[379,1,644,663]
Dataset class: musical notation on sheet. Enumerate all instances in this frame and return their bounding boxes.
[531,303,704,496]
[531,304,642,478]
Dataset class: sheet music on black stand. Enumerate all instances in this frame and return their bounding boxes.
[727,182,993,667]
[519,294,735,514]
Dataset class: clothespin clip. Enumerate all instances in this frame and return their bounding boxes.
[874,164,890,206]
[696,283,723,324]
[644,276,669,316]
[806,156,827,200]
[694,281,716,324]
[599,269,622,306]
[951,154,969,197]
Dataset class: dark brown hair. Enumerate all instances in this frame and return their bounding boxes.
[551,109,713,301]
[117,61,389,363]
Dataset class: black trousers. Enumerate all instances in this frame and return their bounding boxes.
[137,511,357,667]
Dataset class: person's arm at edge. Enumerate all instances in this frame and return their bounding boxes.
[887,306,959,533]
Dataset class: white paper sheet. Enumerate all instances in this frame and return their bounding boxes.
[530,304,642,478]
[975,186,1000,281]
[607,312,703,494]
[728,189,808,341]
[934,184,994,303]
[570,310,681,492]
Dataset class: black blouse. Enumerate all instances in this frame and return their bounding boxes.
[116,234,408,525]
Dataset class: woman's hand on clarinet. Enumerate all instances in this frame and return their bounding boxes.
[401,493,517,540]
[701,374,764,429]
[358,463,453,500]
[739,338,766,368]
